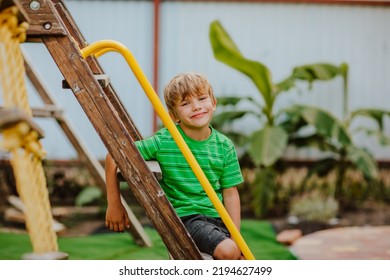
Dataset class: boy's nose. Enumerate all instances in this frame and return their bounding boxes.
[192,102,201,111]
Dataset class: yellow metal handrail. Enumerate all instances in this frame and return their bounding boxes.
[81,40,255,260]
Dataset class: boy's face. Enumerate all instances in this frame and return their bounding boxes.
[170,93,217,131]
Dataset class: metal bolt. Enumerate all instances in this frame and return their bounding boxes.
[43,22,52,30]
[29,1,41,10]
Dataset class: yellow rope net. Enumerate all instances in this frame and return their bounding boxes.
[0,6,58,254]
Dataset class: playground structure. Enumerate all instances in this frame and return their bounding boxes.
[0,4,66,259]
[0,0,254,260]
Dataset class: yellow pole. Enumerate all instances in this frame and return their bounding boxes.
[81,40,255,260]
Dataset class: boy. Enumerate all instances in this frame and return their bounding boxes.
[105,72,244,260]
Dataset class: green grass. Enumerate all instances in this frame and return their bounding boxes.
[0,220,297,260]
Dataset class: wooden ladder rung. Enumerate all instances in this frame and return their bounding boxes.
[0,107,45,138]
[31,105,63,120]
[117,161,162,182]
[62,74,110,89]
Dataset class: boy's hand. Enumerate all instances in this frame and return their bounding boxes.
[105,203,130,232]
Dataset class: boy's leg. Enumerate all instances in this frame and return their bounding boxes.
[181,214,241,260]
[213,238,241,260]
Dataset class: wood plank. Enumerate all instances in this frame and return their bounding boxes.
[31,105,63,119]
[62,74,110,89]
[117,161,162,182]
[6,196,66,233]
[4,207,67,234]
[14,0,66,37]
[0,105,63,120]
[51,206,101,217]
[0,107,44,138]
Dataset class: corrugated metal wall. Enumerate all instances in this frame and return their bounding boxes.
[160,1,390,160]
[6,1,389,160]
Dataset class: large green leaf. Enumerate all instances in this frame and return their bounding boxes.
[275,63,347,94]
[275,77,295,94]
[346,145,379,180]
[217,96,263,109]
[288,134,339,154]
[248,126,288,167]
[277,106,308,134]
[293,105,352,146]
[349,108,390,130]
[216,96,244,106]
[222,131,250,148]
[211,110,258,129]
[209,20,274,108]
[292,63,344,83]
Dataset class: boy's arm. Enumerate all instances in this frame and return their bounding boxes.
[105,153,130,232]
[222,186,241,231]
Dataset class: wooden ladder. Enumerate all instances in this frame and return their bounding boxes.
[23,53,152,247]
[14,0,203,259]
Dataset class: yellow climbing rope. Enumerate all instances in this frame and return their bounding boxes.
[0,6,58,254]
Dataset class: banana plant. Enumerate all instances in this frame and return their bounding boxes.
[281,105,390,198]
[209,20,389,215]
[210,20,347,168]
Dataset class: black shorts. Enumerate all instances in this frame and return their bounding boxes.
[181,214,230,255]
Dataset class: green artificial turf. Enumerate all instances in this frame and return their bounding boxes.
[0,220,297,260]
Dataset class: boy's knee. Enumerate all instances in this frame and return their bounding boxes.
[213,239,241,260]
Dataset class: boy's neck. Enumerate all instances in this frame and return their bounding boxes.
[179,123,211,141]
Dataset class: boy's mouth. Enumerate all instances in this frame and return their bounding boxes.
[190,112,207,119]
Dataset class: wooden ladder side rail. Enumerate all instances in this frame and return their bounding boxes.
[17,0,203,259]
[51,0,142,143]
[23,55,152,247]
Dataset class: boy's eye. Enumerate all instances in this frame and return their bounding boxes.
[199,96,208,100]
[180,102,188,106]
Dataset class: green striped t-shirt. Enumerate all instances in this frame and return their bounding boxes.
[135,125,243,218]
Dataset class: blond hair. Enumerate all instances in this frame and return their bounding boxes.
[164,72,216,116]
